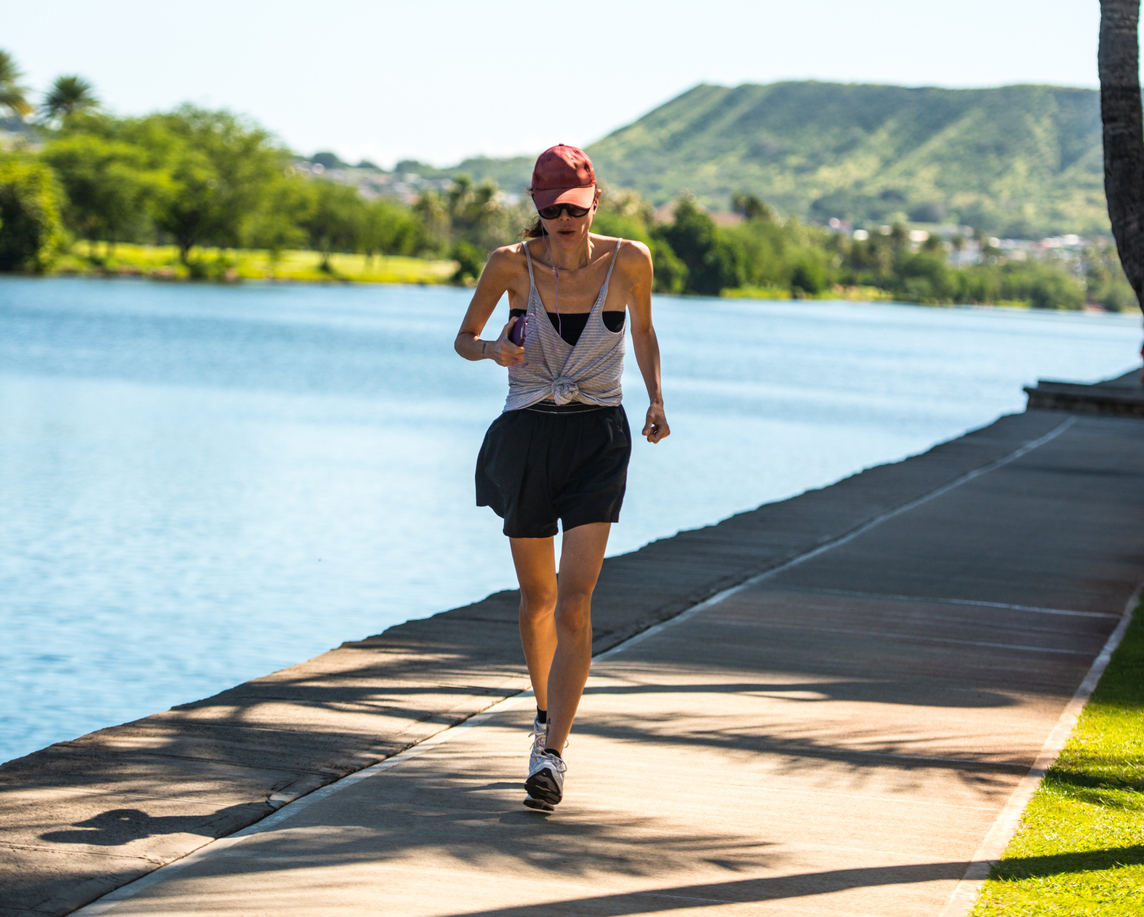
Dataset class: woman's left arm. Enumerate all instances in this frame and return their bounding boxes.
[624,241,670,444]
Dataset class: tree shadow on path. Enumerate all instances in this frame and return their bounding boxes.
[431,846,1144,916]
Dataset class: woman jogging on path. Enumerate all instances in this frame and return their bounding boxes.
[454,144,669,811]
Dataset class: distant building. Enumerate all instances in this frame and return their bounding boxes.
[293,157,452,204]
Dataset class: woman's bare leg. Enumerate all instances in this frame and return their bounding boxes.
[545,522,611,752]
[510,536,558,711]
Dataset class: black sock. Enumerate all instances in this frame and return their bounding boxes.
[536,707,547,724]
[543,747,562,759]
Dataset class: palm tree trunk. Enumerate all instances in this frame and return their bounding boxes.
[1100,0,1144,316]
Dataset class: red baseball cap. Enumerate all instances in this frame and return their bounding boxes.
[530,144,596,210]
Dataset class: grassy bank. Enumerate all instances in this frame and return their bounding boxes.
[724,284,896,302]
[53,242,457,285]
[970,600,1144,917]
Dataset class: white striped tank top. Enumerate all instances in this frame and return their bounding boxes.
[503,238,626,412]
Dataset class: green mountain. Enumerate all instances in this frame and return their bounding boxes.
[451,82,1108,238]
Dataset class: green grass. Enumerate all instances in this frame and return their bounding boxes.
[722,285,793,300]
[970,601,1144,917]
[53,242,458,285]
[723,284,900,302]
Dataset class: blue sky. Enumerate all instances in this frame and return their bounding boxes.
[4,0,1108,167]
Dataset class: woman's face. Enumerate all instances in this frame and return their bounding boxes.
[539,193,599,247]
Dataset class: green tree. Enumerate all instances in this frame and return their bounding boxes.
[731,190,774,221]
[415,175,524,256]
[954,265,1003,304]
[242,171,312,267]
[412,188,451,253]
[447,174,518,250]
[115,106,294,263]
[1000,262,1086,310]
[649,239,687,293]
[591,208,651,244]
[1082,238,1136,310]
[41,133,169,252]
[723,207,799,290]
[40,75,99,123]
[659,196,742,295]
[300,179,366,271]
[0,154,65,271]
[0,50,32,119]
[790,253,829,296]
[450,240,485,284]
[893,252,955,303]
[362,197,429,259]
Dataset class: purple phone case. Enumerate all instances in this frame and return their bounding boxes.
[509,315,527,346]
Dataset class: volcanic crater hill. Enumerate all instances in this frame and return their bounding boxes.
[444,81,1106,238]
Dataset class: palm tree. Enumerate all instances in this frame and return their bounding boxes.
[41,75,98,122]
[0,49,32,119]
[1099,0,1144,316]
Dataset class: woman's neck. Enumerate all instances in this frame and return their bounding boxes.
[543,232,593,272]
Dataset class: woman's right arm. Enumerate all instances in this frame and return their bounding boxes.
[454,247,526,367]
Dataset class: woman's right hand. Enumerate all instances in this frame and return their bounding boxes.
[488,317,526,367]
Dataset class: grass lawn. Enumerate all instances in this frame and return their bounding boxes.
[970,600,1144,916]
[53,242,458,285]
[723,284,895,301]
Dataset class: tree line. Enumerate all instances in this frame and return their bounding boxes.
[0,50,1131,309]
[597,192,1134,311]
[0,104,481,277]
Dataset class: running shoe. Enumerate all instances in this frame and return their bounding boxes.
[524,749,566,810]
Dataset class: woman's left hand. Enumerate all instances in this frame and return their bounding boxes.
[643,404,670,444]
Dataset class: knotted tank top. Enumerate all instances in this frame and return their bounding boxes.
[503,239,626,412]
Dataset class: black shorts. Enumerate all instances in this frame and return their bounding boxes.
[475,403,632,539]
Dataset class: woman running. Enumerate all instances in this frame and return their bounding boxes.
[454,144,669,810]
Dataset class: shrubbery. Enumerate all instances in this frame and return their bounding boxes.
[0,155,65,272]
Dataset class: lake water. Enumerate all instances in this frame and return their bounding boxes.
[1,276,1140,764]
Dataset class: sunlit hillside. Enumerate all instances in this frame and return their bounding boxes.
[449,82,1106,238]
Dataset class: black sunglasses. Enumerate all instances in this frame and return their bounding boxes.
[537,202,593,220]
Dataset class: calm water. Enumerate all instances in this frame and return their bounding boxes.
[1,276,1140,763]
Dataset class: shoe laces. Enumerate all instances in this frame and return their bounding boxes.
[527,717,567,754]
[538,750,567,775]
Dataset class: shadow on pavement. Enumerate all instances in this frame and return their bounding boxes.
[423,847,1144,916]
[39,804,259,846]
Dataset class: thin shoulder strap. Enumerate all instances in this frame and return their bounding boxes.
[522,240,536,286]
[604,239,623,284]
[591,239,624,314]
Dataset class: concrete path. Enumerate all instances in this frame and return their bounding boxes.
[6,409,1092,915]
[50,410,1143,917]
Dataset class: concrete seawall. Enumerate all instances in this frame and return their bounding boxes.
[2,379,1143,916]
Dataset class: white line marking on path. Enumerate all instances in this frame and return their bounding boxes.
[74,415,1079,916]
[599,416,1078,662]
[781,586,1120,620]
[753,620,1096,656]
[937,580,1143,917]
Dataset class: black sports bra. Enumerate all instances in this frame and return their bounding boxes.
[509,307,625,347]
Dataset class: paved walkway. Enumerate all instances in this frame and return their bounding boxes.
[43,409,1143,917]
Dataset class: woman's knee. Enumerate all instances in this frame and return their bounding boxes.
[519,587,556,624]
[554,591,593,634]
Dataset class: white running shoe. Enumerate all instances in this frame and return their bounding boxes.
[524,749,566,810]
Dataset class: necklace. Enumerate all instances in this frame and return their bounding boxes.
[542,233,589,340]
